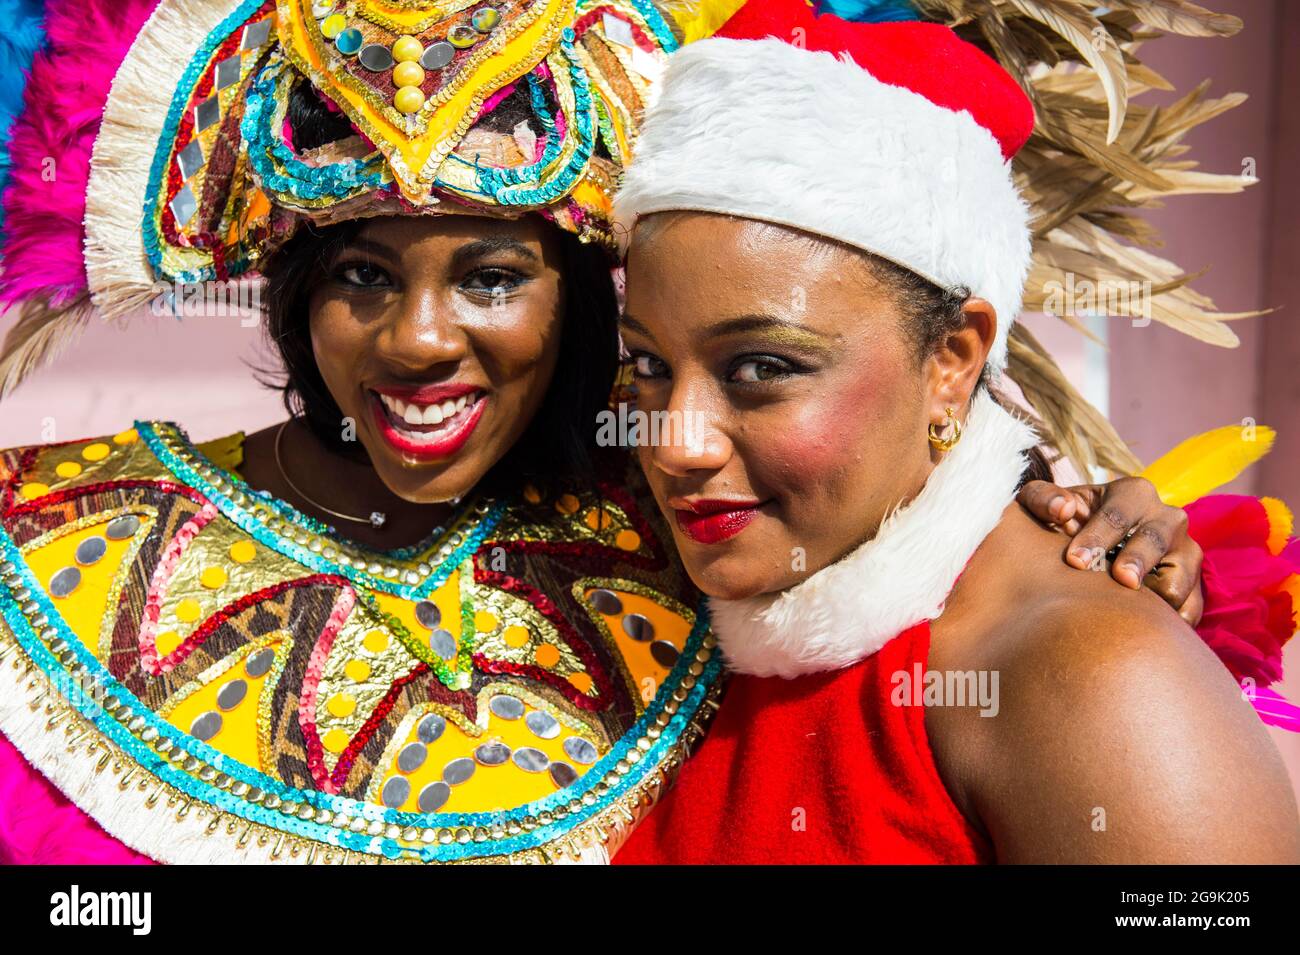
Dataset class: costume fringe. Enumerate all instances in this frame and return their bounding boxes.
[84,0,239,319]
[0,631,624,864]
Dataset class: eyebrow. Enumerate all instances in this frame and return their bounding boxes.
[342,234,539,269]
[621,311,835,344]
[620,312,655,338]
[450,236,538,272]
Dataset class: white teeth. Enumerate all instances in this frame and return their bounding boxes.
[379,390,481,432]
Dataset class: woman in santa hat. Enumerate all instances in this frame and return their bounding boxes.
[611,0,1300,863]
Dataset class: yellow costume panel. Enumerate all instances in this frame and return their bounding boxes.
[0,424,721,863]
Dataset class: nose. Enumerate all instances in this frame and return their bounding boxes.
[648,380,733,478]
[373,285,467,374]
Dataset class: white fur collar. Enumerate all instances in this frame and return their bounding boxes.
[709,390,1038,678]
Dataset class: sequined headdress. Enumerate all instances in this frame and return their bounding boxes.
[0,0,741,393]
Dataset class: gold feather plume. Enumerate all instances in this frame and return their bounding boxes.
[911,0,1255,478]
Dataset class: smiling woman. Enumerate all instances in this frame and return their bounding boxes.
[244,212,619,549]
[611,4,1300,865]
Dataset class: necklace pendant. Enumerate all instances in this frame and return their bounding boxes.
[369,511,387,529]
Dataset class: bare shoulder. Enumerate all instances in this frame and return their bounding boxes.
[928,504,1300,863]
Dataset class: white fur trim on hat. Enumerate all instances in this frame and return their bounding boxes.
[708,390,1038,678]
[616,37,1033,371]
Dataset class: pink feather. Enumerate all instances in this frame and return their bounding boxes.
[1249,686,1300,734]
[0,0,163,311]
[0,730,155,864]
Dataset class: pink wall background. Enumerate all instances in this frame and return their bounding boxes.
[0,0,1297,807]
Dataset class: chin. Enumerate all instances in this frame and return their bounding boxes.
[673,540,780,602]
[358,432,479,505]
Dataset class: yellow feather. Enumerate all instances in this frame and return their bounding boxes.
[1139,425,1276,507]
[664,0,749,44]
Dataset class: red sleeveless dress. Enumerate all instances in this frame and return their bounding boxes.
[614,622,994,864]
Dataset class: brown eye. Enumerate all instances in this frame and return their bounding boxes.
[729,358,788,383]
[336,262,389,288]
[630,353,669,379]
[461,267,524,294]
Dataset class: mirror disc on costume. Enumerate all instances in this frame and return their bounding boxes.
[420,41,454,70]
[74,537,108,566]
[650,640,680,668]
[358,43,395,72]
[49,566,81,598]
[397,742,428,773]
[382,776,410,808]
[474,741,511,766]
[320,13,346,39]
[442,757,476,785]
[417,713,446,744]
[488,694,524,720]
[621,613,654,642]
[335,27,363,56]
[471,8,501,32]
[190,711,222,741]
[216,679,247,711]
[448,25,479,49]
[245,648,275,678]
[429,628,456,660]
[589,589,622,615]
[563,737,598,765]
[525,711,560,740]
[512,747,549,773]
[106,515,140,540]
[549,761,578,788]
[414,599,440,629]
[418,781,451,812]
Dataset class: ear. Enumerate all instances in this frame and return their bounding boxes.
[924,296,996,424]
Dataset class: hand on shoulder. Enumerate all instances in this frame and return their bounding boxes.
[930,506,1300,863]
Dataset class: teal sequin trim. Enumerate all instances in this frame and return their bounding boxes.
[472,30,596,207]
[142,0,268,285]
[0,525,718,861]
[242,57,388,203]
[578,0,681,52]
[136,421,491,601]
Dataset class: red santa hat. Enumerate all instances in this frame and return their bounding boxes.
[616,0,1036,371]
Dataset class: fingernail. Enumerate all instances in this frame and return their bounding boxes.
[1049,496,1066,519]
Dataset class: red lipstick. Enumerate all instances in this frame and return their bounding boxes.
[671,498,763,545]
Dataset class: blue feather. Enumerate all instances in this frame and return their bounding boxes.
[814,0,919,23]
[0,0,50,232]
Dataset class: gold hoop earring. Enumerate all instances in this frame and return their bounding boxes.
[928,407,962,452]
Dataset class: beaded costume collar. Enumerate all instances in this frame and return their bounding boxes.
[0,422,719,863]
[709,391,1038,678]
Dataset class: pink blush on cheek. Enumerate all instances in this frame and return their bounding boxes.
[750,373,894,486]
